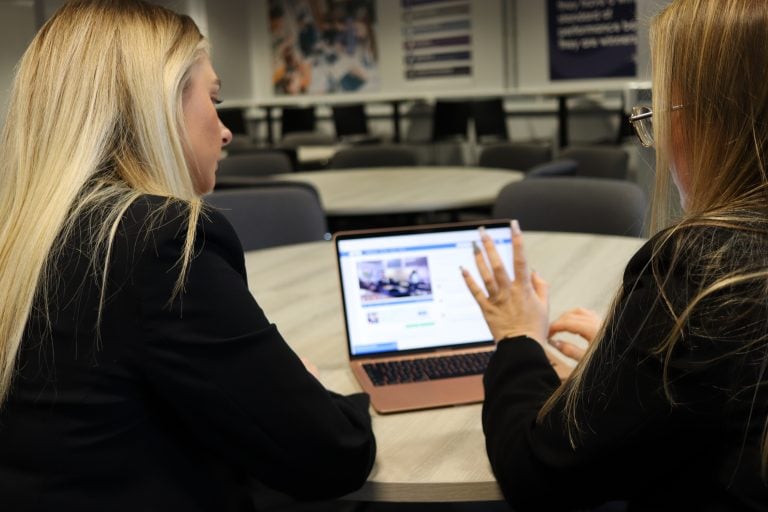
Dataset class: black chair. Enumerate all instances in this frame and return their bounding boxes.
[431,100,471,141]
[205,183,328,251]
[493,177,647,237]
[329,145,419,169]
[280,106,316,137]
[332,103,380,143]
[559,146,630,180]
[472,98,509,143]
[478,143,552,171]
[216,107,249,136]
[217,151,293,177]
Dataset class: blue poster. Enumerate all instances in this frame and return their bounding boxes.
[547,0,637,80]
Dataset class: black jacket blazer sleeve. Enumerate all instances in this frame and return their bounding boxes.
[0,195,376,512]
[482,232,768,512]
[120,197,376,501]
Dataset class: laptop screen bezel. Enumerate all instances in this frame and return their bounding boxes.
[333,219,512,361]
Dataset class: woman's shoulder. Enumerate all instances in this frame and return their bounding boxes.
[120,194,240,248]
[114,194,244,271]
[625,221,768,283]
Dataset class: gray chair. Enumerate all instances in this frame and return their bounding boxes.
[329,145,419,169]
[279,131,336,147]
[558,146,630,180]
[478,143,553,171]
[206,184,328,251]
[217,151,293,177]
[492,177,647,237]
[525,159,578,178]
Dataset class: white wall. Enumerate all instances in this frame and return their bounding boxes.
[0,0,673,129]
[0,1,37,126]
[240,0,507,103]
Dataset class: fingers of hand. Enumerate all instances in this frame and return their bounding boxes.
[510,221,531,286]
[549,307,602,341]
[550,339,586,361]
[480,227,512,289]
[531,271,549,303]
[461,266,490,308]
[472,240,497,297]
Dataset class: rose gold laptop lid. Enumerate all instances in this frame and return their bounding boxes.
[334,220,512,413]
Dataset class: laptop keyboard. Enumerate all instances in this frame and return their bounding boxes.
[362,351,494,386]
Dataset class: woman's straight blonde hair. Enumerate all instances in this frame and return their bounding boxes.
[540,0,768,476]
[0,0,209,407]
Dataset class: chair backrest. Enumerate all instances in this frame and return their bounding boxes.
[472,98,508,143]
[525,159,578,178]
[280,106,316,137]
[558,146,629,180]
[431,100,471,142]
[492,177,647,237]
[217,151,293,177]
[478,143,553,171]
[332,103,369,139]
[403,100,433,143]
[329,145,419,169]
[279,131,336,147]
[205,184,328,251]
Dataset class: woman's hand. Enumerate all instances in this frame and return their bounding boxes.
[300,356,320,380]
[548,307,602,361]
[461,221,549,345]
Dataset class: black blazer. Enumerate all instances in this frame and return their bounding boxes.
[483,227,768,511]
[0,195,375,511]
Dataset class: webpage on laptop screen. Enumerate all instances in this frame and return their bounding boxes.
[338,227,512,356]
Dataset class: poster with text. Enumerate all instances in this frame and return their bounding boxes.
[269,0,379,95]
[548,0,637,80]
[402,0,472,80]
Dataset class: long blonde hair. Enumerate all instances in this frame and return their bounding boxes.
[0,0,209,406]
[542,0,768,475]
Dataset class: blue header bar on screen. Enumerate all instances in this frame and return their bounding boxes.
[339,238,510,257]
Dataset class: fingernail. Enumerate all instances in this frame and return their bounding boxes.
[511,219,521,236]
[549,339,562,349]
[471,240,481,254]
[478,226,488,239]
[459,265,467,274]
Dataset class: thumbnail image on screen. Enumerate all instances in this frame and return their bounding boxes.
[356,256,432,303]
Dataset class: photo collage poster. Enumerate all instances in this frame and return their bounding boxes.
[269,0,380,95]
[402,0,473,80]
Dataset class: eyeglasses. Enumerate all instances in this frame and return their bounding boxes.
[628,105,684,147]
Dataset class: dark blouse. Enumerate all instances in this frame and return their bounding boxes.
[483,226,768,511]
[0,195,376,511]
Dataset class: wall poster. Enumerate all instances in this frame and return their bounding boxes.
[547,0,637,80]
[268,0,379,95]
[402,0,472,80]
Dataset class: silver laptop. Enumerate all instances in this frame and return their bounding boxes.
[334,220,513,414]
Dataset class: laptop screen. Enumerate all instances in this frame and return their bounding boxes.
[335,221,512,358]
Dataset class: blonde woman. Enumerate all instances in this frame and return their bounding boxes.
[464,1,768,510]
[0,1,375,510]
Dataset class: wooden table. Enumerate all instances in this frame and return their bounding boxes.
[244,231,645,502]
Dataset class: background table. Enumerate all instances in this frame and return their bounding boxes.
[244,231,645,502]
[273,167,523,216]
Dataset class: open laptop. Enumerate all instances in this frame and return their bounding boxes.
[334,220,513,414]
